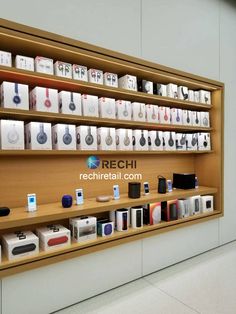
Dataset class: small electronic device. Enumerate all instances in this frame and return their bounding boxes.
[113,185,120,200]
[96,195,111,202]
[167,179,173,192]
[143,182,150,195]
[27,193,37,212]
[75,188,84,205]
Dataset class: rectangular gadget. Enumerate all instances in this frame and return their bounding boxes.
[113,185,120,200]
[143,182,150,195]
[27,193,37,212]
[75,188,84,205]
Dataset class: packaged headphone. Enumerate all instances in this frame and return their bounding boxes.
[72,64,88,81]
[0,119,24,149]
[25,122,52,150]
[76,125,97,150]
[54,61,72,78]
[1,81,29,110]
[52,124,76,150]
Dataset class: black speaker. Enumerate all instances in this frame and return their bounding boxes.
[0,207,10,216]
[128,182,141,198]
[158,176,166,194]
[173,173,195,189]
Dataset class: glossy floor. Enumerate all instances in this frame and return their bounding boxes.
[54,240,236,314]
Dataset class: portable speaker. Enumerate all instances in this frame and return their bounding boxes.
[62,195,73,208]
[0,207,10,216]
[128,182,141,198]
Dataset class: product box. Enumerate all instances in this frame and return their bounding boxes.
[186,133,198,151]
[149,203,161,225]
[97,219,114,236]
[1,81,29,110]
[81,94,99,117]
[159,106,170,124]
[138,80,153,94]
[25,122,52,150]
[133,129,148,151]
[30,86,58,113]
[170,108,182,125]
[188,89,195,102]
[36,225,71,251]
[88,69,103,85]
[188,195,202,215]
[192,111,201,127]
[0,50,12,67]
[52,124,76,150]
[2,231,39,261]
[76,125,97,150]
[201,195,214,213]
[116,128,133,151]
[72,64,88,81]
[118,74,137,91]
[194,91,200,103]
[148,131,163,151]
[103,72,118,88]
[161,200,178,222]
[0,119,24,150]
[58,91,82,115]
[116,209,129,231]
[97,127,116,150]
[132,102,146,122]
[35,56,54,75]
[54,61,72,79]
[199,90,211,105]
[182,110,192,126]
[177,199,190,218]
[98,97,116,119]
[167,83,178,99]
[198,132,211,150]
[70,216,97,242]
[177,86,188,100]
[15,55,34,71]
[200,111,210,127]
[176,133,187,151]
[163,131,176,151]
[131,207,143,228]
[116,100,132,120]
[155,84,167,96]
[146,105,159,123]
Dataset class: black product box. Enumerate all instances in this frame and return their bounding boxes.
[143,204,150,225]
[173,173,195,189]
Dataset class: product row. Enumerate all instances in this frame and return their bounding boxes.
[0,120,211,151]
[0,50,211,104]
[0,82,211,127]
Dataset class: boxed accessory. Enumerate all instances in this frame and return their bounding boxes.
[1,81,29,110]
[176,133,187,151]
[148,131,163,151]
[173,173,195,189]
[171,108,182,125]
[2,231,39,261]
[30,86,58,113]
[188,90,195,102]
[188,195,201,215]
[132,102,146,122]
[116,209,129,231]
[52,124,76,150]
[25,122,52,150]
[163,131,176,151]
[58,91,82,115]
[70,216,97,242]
[81,94,99,117]
[149,202,161,225]
[97,127,116,150]
[15,55,34,71]
[116,128,133,151]
[98,97,116,119]
[36,224,71,251]
[0,119,24,150]
[182,110,192,126]
[138,80,153,94]
[159,106,170,124]
[54,61,72,78]
[72,64,88,81]
[76,125,97,150]
[200,111,210,127]
[167,83,178,99]
[116,100,132,120]
[177,199,190,218]
[88,69,103,85]
[131,207,143,228]
[128,182,141,199]
[194,91,200,103]
[177,86,188,100]
[201,195,214,213]
[0,50,12,67]
[186,133,198,151]
[97,219,114,236]
[192,111,201,127]
[155,84,167,96]
[161,200,178,221]
[104,72,118,88]
[35,56,54,75]
[199,90,211,105]
[146,105,159,123]
[118,74,137,91]
[133,129,148,150]
[198,132,211,150]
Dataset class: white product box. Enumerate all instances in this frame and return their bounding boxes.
[200,111,210,127]
[118,74,137,91]
[167,83,178,99]
[97,127,116,150]
[81,94,99,117]
[98,97,116,119]
[116,128,133,151]
[133,129,148,151]
[35,56,54,75]
[192,111,201,127]
[188,195,202,215]
[194,91,200,103]
[97,219,114,237]
[54,61,72,78]
[70,216,97,242]
[72,64,88,81]
[176,133,187,151]
[15,55,34,71]
[132,102,146,122]
[199,90,211,105]
[58,91,82,115]
[146,105,159,123]
[2,231,39,261]
[159,106,170,124]
[198,132,211,151]
[177,86,188,100]
[201,195,214,213]
[188,90,195,102]
[104,72,118,88]
[139,80,153,94]
[88,69,103,85]
[1,81,29,110]
[30,87,58,113]
[116,100,132,120]
[148,131,163,151]
[182,110,192,126]
[52,124,76,150]
[76,125,97,150]
[163,131,176,151]
[25,122,52,150]
[0,119,24,150]
[131,207,143,228]
[36,224,71,251]
[170,108,182,125]
[156,84,167,96]
[0,50,12,67]
[116,209,129,231]
[186,133,198,151]
[177,199,190,218]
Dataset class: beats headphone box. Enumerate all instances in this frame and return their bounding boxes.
[25,122,52,150]
[0,119,24,150]
[176,133,187,151]
[88,69,103,85]
[199,90,211,105]
[188,195,202,215]
[1,81,29,110]
[186,133,198,151]
[132,102,146,122]
[0,50,12,67]
[159,106,170,124]
[97,127,116,150]
[54,61,72,79]
[72,64,88,81]
[15,55,34,71]
[30,86,58,113]
[170,108,182,125]
[97,219,114,237]
[98,97,116,119]
[118,74,137,91]
[58,91,82,115]
[76,125,97,150]
[116,100,132,120]
[104,72,118,88]
[148,131,163,151]
[177,86,189,100]
[173,173,196,189]
[81,94,99,117]
[192,111,201,127]
[163,131,176,151]
[35,56,54,75]
[155,83,167,96]
[52,124,76,150]
[133,129,148,151]
[146,104,159,123]
[198,132,211,150]
[116,128,133,151]
[167,83,178,99]
[200,111,210,128]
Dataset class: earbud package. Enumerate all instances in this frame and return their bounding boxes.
[81,94,99,117]
[97,127,116,150]
[15,55,34,71]
[0,119,24,149]
[25,122,52,150]
[118,74,137,91]
[35,56,54,75]
[98,97,116,119]
[132,102,146,122]
[88,69,103,85]
[72,64,88,81]
[52,124,76,150]
[104,72,118,88]
[133,129,148,151]
[116,100,132,120]
[163,131,176,151]
[30,86,58,113]
[198,132,211,150]
[76,125,97,150]
[116,128,133,151]
[1,81,29,110]
[58,91,82,115]
[146,105,159,123]
[170,108,182,125]
[148,131,163,151]
[54,61,72,78]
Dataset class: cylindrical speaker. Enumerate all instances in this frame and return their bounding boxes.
[116,209,128,231]
[0,207,10,216]
[158,176,166,194]
[128,182,141,198]
[62,195,73,208]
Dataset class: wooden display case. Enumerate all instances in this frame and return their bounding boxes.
[0,18,224,277]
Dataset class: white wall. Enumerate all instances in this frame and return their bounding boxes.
[1,0,236,312]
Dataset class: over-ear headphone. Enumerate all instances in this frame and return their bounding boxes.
[203,135,208,147]
[63,126,72,145]
[85,126,94,145]
[155,131,161,147]
[181,87,188,100]
[105,128,113,146]
[13,83,21,105]
[180,134,186,145]
[138,103,144,119]
[37,123,47,144]
[44,88,52,108]
[168,132,174,147]
[123,102,129,117]
[139,130,146,146]
[151,106,157,120]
